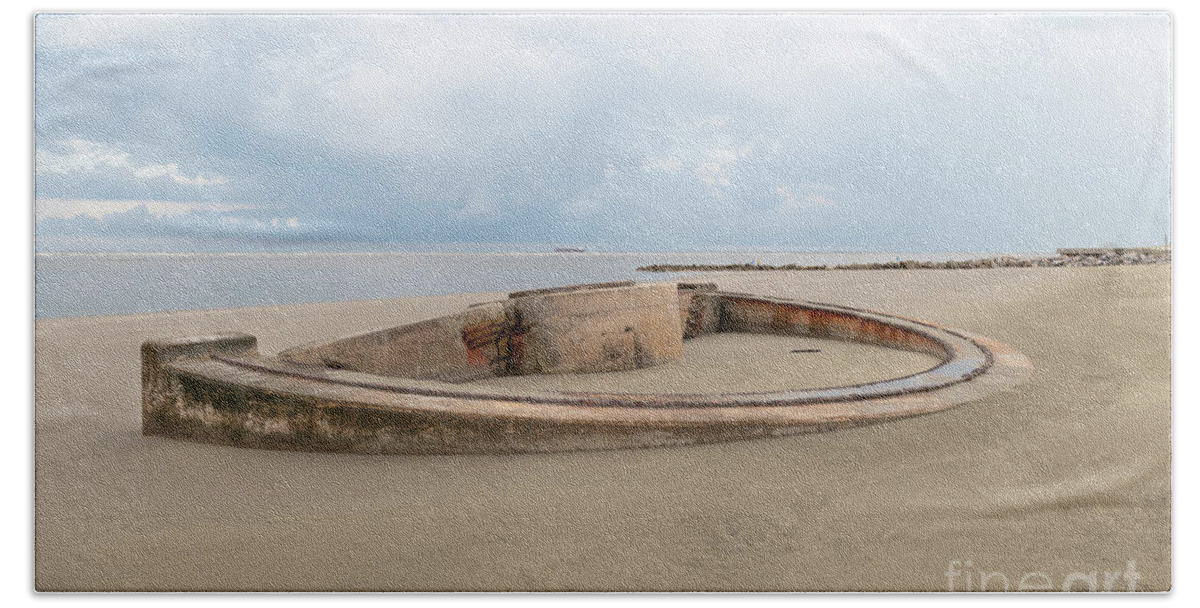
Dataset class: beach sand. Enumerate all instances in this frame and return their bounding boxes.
[467,332,941,395]
[34,265,1171,591]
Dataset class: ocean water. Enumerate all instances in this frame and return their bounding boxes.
[34,251,989,319]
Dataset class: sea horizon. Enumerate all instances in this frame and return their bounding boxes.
[34,249,1015,320]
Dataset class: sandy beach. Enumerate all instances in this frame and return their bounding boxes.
[34,265,1170,591]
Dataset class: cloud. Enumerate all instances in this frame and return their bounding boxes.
[640,155,683,174]
[34,14,181,52]
[131,163,227,186]
[35,198,255,221]
[37,139,227,186]
[36,201,314,251]
[453,188,500,221]
[775,184,840,213]
[33,13,1172,253]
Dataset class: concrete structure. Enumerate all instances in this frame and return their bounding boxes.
[277,281,682,381]
[142,281,1032,454]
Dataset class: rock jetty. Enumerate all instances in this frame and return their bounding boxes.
[637,247,1170,273]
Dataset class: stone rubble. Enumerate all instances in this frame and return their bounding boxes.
[637,248,1171,273]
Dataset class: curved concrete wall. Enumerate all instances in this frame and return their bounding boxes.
[715,294,946,357]
[141,283,1033,455]
[280,282,683,382]
[515,282,682,375]
[279,302,510,383]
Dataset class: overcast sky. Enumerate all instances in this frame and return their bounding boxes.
[34,13,1171,253]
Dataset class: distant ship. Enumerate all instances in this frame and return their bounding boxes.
[554,247,586,253]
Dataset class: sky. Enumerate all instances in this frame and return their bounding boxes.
[33,13,1172,253]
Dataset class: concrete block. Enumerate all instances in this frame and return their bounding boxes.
[141,333,258,436]
[280,302,507,382]
[512,283,683,375]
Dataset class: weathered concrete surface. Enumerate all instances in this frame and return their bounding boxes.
[279,302,509,382]
[677,282,722,339]
[718,294,946,355]
[139,284,1030,454]
[513,282,683,375]
[141,333,258,437]
[280,282,684,380]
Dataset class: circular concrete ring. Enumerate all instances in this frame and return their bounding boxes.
[142,294,1033,454]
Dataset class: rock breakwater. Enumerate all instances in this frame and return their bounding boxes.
[637,247,1170,273]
